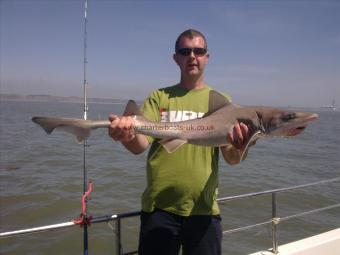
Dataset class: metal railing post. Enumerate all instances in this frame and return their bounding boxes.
[116,219,122,255]
[271,192,279,254]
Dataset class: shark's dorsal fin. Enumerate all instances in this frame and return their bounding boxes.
[204,90,231,117]
[124,100,142,115]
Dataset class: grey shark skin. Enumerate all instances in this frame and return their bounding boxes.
[32,100,318,161]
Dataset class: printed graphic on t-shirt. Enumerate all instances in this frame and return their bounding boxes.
[160,109,205,122]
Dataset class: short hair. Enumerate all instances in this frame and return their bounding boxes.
[175,29,208,52]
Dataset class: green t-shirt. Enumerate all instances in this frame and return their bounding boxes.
[141,84,231,216]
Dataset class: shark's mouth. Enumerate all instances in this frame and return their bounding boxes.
[287,125,307,136]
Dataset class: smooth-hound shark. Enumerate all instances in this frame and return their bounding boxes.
[32,91,318,161]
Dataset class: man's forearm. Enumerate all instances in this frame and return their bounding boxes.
[122,134,149,155]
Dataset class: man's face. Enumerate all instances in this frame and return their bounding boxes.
[173,36,209,78]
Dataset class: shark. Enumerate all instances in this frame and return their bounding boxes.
[32,91,318,161]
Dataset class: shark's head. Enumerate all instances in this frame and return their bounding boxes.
[256,108,319,137]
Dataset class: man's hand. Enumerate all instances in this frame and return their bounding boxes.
[108,114,136,143]
[222,122,257,165]
[227,122,251,149]
[108,114,149,154]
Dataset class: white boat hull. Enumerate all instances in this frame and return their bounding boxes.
[250,228,340,255]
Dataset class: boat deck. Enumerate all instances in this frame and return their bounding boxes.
[250,228,340,255]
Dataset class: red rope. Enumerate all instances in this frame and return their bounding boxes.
[73,181,93,226]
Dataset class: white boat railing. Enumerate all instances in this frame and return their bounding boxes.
[1,177,339,255]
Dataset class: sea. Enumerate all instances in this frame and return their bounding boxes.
[0,100,339,255]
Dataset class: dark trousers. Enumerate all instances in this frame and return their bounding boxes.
[138,209,222,255]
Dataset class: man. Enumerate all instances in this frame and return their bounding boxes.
[109,29,251,255]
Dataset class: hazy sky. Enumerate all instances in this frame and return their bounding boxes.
[1,0,339,107]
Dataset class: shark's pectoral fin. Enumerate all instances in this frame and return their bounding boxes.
[240,130,262,161]
[159,138,187,153]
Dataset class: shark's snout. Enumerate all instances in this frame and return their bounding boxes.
[285,113,318,136]
[306,113,319,122]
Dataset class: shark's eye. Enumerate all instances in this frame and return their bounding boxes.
[283,113,295,121]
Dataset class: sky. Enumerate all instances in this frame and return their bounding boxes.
[1,0,339,107]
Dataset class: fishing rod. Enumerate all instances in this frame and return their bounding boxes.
[83,0,88,122]
[82,0,90,254]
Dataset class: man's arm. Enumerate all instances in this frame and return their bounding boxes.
[108,114,149,155]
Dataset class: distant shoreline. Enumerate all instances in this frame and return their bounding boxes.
[0,94,141,105]
[1,93,336,111]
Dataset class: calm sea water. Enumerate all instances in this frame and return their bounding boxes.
[0,100,339,255]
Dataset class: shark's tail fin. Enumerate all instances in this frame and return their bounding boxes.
[123,100,142,116]
[32,117,91,143]
[32,117,56,134]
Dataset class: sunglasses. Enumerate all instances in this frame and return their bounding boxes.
[176,47,207,56]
